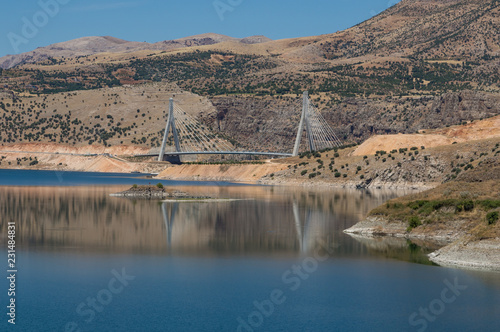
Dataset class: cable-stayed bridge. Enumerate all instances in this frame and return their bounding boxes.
[137,91,342,161]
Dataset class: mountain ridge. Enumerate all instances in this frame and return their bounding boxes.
[0,33,273,69]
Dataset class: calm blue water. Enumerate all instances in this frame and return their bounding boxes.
[5,251,500,332]
[1,170,499,332]
[0,169,243,187]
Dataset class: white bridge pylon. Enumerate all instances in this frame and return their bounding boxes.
[156,91,342,161]
[293,91,343,156]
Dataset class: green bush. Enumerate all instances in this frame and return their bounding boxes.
[387,202,404,209]
[428,200,451,211]
[486,212,499,225]
[334,172,341,178]
[301,170,308,176]
[408,200,428,210]
[408,199,458,215]
[156,183,164,189]
[408,216,421,231]
[408,199,477,214]
[456,200,474,212]
[132,184,138,188]
[418,203,435,216]
[478,200,500,210]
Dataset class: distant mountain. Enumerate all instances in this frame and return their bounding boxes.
[0,36,148,69]
[0,33,272,69]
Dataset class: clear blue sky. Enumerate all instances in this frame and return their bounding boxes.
[1,0,399,57]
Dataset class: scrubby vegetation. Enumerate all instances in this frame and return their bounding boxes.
[274,139,498,189]
[368,173,500,237]
[374,198,500,229]
[487,212,499,225]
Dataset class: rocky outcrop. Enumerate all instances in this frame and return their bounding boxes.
[329,91,500,142]
[429,238,500,272]
[345,217,500,272]
[240,35,272,44]
[344,216,469,243]
[346,217,500,272]
[421,91,500,129]
[206,97,299,151]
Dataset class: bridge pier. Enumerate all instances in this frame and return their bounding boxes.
[158,98,181,162]
[292,91,315,156]
[161,154,182,164]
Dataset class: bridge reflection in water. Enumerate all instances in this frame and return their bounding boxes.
[1,185,413,256]
[153,185,409,256]
[161,202,178,250]
[160,200,321,254]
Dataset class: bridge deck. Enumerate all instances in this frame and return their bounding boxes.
[137,151,293,157]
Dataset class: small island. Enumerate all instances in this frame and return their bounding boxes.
[111,184,212,200]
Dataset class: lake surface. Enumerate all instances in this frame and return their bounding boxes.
[0,170,499,332]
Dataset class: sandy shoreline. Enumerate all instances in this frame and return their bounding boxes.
[2,163,436,191]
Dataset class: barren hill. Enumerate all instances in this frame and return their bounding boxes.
[0,82,217,149]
